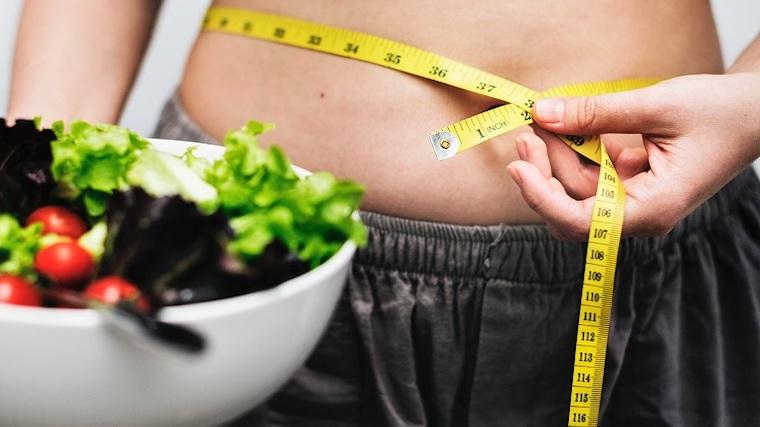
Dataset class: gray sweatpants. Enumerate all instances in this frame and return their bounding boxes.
[155,94,760,427]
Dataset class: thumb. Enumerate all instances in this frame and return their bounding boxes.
[532,88,666,135]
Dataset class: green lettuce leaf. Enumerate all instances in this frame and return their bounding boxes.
[127,149,218,213]
[208,121,366,268]
[181,146,213,178]
[205,121,298,217]
[50,120,149,217]
[0,214,43,280]
[78,222,107,261]
[47,118,365,271]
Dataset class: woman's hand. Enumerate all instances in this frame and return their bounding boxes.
[507,73,760,240]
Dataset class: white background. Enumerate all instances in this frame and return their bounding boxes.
[0,0,758,173]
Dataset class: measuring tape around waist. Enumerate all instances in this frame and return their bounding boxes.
[203,7,652,426]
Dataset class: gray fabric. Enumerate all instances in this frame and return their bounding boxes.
[153,93,217,145]
[154,94,760,427]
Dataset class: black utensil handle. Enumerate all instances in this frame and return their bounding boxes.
[115,301,206,353]
[39,288,206,354]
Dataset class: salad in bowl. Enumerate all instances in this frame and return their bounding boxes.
[0,118,365,427]
[0,118,365,308]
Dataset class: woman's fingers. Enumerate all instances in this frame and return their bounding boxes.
[532,85,670,136]
[509,153,670,240]
[601,134,650,180]
[509,132,680,240]
[507,157,595,241]
[529,129,600,199]
[515,133,552,178]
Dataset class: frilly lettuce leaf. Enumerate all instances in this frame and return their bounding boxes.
[208,121,366,268]
[50,120,149,217]
[0,214,43,280]
[126,149,218,214]
[181,146,213,178]
[205,121,298,217]
[50,120,219,216]
[46,118,364,272]
[77,222,107,261]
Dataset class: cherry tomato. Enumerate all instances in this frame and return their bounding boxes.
[27,206,87,239]
[34,242,94,288]
[0,275,40,307]
[85,276,150,311]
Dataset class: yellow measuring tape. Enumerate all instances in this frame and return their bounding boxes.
[203,7,653,426]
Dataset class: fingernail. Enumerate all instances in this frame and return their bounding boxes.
[507,164,523,185]
[535,99,564,123]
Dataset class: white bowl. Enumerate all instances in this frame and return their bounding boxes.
[0,139,356,427]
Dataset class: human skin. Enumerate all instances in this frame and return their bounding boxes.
[8,0,754,228]
[6,0,160,124]
[507,38,760,239]
[178,0,724,225]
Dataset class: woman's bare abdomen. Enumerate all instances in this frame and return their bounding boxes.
[180,0,723,224]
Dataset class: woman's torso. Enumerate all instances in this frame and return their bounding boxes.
[180,0,723,225]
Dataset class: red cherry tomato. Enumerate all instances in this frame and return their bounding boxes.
[85,276,150,311]
[34,242,94,288]
[27,206,88,239]
[0,275,40,307]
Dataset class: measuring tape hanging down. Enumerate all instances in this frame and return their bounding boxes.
[203,7,654,426]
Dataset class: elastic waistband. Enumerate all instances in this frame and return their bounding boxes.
[355,169,760,283]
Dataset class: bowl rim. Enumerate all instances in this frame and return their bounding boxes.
[0,138,358,326]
